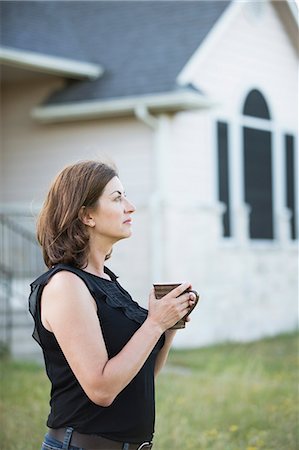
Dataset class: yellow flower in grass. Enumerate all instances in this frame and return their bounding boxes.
[206,428,218,438]
[229,424,239,432]
[247,447,258,450]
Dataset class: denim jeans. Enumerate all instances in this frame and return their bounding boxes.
[41,427,84,450]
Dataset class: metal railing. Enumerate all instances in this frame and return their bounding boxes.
[0,265,13,351]
[0,213,45,355]
[0,213,45,278]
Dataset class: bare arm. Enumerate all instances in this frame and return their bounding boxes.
[41,272,193,407]
[154,329,177,377]
[154,303,195,377]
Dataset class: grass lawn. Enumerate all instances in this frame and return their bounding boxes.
[0,332,298,450]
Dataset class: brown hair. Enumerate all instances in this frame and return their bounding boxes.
[37,160,118,268]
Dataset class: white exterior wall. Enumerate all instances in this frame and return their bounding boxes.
[1,80,154,206]
[1,0,298,356]
[1,77,156,304]
[170,0,298,347]
[179,1,298,127]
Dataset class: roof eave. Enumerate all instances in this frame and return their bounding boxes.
[31,91,214,123]
[0,46,103,80]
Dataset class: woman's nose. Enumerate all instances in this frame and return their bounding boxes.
[125,198,136,213]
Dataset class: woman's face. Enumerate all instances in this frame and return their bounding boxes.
[88,176,136,243]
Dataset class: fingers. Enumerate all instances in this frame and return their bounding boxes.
[151,285,196,309]
[167,282,192,298]
[177,291,196,306]
[177,292,197,319]
[176,295,193,316]
[148,284,196,331]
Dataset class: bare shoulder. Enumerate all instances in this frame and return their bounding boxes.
[42,270,95,306]
[45,270,86,290]
[41,270,97,332]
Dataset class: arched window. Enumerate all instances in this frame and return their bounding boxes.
[242,89,273,239]
[216,89,297,241]
[243,89,271,119]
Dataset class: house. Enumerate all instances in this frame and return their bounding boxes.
[0,0,298,358]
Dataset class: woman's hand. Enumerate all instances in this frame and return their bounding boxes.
[147,282,196,333]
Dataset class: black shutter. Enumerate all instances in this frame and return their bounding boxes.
[217,121,231,237]
[285,135,297,240]
[243,127,273,239]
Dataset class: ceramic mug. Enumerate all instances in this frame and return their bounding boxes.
[153,283,199,329]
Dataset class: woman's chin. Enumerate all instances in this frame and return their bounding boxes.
[115,229,132,241]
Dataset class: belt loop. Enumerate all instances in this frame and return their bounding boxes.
[122,444,130,450]
[62,427,74,450]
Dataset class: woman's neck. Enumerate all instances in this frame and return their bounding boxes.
[85,247,112,278]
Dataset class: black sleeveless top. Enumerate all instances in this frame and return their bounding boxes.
[28,264,165,443]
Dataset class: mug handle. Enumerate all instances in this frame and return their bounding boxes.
[182,289,199,319]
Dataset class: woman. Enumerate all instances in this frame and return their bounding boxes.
[29,160,196,450]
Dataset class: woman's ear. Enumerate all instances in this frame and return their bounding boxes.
[78,206,95,228]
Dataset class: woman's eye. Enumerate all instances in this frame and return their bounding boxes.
[114,193,126,201]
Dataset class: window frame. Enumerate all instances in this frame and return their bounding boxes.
[214,108,298,245]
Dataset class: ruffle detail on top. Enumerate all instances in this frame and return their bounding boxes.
[28,283,44,345]
[28,264,148,345]
[95,279,148,325]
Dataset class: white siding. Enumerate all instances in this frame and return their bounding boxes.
[186,1,298,128]
[169,0,298,347]
[1,0,298,355]
[1,78,155,310]
[1,79,154,205]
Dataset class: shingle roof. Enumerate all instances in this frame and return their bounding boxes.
[0,1,230,105]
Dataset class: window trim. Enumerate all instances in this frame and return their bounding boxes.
[214,109,298,244]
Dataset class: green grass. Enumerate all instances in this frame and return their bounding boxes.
[0,332,298,450]
[155,332,299,450]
